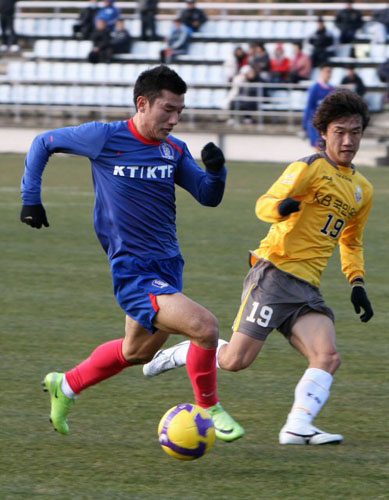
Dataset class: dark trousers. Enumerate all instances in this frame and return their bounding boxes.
[140,11,156,40]
[1,13,17,46]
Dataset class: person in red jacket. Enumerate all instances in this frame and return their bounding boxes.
[269,43,291,83]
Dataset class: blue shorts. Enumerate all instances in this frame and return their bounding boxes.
[111,255,184,334]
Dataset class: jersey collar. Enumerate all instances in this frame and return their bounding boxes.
[127,118,161,146]
[322,152,356,174]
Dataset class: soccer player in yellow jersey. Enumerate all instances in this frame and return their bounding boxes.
[143,89,374,445]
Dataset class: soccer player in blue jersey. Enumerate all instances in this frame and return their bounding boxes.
[303,64,334,149]
[20,65,244,442]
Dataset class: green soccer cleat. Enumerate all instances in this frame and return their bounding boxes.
[42,372,75,435]
[207,403,245,442]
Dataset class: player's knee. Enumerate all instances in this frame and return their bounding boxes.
[316,351,342,374]
[185,311,219,346]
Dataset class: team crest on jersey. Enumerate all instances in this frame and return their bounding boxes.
[355,186,363,203]
[160,143,175,160]
[152,279,169,289]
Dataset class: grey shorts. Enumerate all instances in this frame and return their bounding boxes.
[232,259,335,341]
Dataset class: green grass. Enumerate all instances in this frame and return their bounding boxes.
[1,153,388,500]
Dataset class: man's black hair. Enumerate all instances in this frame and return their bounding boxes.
[313,88,370,133]
[133,65,187,109]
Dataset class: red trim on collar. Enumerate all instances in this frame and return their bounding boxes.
[127,118,161,146]
[166,138,183,156]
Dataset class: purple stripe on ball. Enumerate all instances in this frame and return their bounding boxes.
[195,411,214,438]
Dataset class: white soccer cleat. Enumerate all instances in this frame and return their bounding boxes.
[143,340,190,377]
[279,424,343,445]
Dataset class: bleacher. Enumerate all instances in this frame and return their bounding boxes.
[0,1,387,123]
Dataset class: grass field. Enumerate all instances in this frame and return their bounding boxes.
[1,153,388,500]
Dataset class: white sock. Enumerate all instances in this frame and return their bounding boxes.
[286,368,333,428]
[216,339,228,368]
[61,374,76,399]
[171,339,228,367]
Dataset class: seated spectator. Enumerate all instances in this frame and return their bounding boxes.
[160,18,191,64]
[110,19,131,54]
[335,1,363,44]
[248,42,270,81]
[224,46,248,82]
[95,0,120,32]
[308,17,335,67]
[88,18,112,63]
[341,66,366,96]
[73,0,99,40]
[370,7,389,44]
[288,42,312,82]
[227,65,262,123]
[269,43,291,83]
[180,0,207,33]
[377,58,389,85]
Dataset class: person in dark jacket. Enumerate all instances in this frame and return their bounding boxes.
[160,18,191,64]
[341,66,366,96]
[73,0,99,40]
[138,0,158,41]
[179,0,207,33]
[335,1,363,44]
[110,19,131,54]
[0,0,19,51]
[308,17,335,67]
[88,18,112,63]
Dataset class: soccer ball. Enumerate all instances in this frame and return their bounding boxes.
[158,403,216,460]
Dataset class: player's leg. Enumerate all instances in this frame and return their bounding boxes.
[279,311,343,445]
[152,292,245,441]
[43,321,169,435]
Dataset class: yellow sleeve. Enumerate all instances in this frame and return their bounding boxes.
[255,161,313,223]
[339,189,373,283]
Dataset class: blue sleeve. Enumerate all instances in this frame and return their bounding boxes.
[175,143,227,207]
[303,85,317,131]
[21,121,110,205]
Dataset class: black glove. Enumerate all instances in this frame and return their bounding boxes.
[278,197,301,216]
[20,204,49,229]
[201,142,225,173]
[351,280,373,322]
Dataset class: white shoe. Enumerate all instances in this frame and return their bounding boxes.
[279,424,343,445]
[143,340,190,377]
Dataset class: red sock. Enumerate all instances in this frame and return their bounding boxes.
[65,339,131,394]
[186,342,219,408]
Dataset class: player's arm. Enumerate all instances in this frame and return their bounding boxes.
[175,142,227,207]
[302,86,316,131]
[21,122,110,228]
[339,190,374,322]
[255,161,311,223]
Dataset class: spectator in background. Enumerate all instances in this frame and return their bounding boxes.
[335,1,363,44]
[341,66,366,96]
[224,46,248,82]
[73,0,99,40]
[303,64,334,149]
[377,57,389,88]
[226,65,261,123]
[180,0,207,33]
[88,18,112,63]
[138,0,158,41]
[370,6,389,43]
[288,41,312,83]
[160,17,191,64]
[110,19,132,55]
[269,43,291,83]
[248,42,270,81]
[308,17,335,67]
[95,0,120,32]
[0,0,19,52]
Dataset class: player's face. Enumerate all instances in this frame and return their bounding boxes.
[143,90,185,141]
[322,115,363,167]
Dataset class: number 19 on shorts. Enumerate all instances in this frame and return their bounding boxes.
[246,302,273,327]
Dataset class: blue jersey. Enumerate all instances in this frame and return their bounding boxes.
[21,119,227,262]
[303,82,334,147]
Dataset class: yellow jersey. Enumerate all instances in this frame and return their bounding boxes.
[253,153,373,287]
